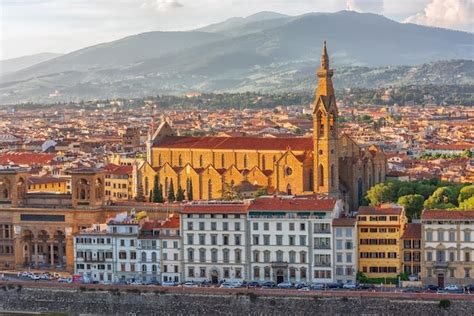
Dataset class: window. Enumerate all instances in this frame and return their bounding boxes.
[449,252,455,262]
[253,267,260,279]
[200,267,206,278]
[300,251,307,263]
[223,249,230,263]
[253,235,259,245]
[264,235,270,246]
[335,228,342,237]
[199,249,206,263]
[188,249,194,262]
[300,223,305,231]
[276,235,283,246]
[264,222,269,231]
[223,268,230,279]
[199,222,205,230]
[130,252,136,260]
[289,223,295,231]
[211,234,217,245]
[235,249,241,263]
[235,234,241,245]
[187,222,193,230]
[289,251,296,263]
[346,253,352,263]
[276,222,282,231]
[299,235,306,246]
[426,231,433,241]
[426,251,432,262]
[276,250,283,262]
[253,250,260,262]
[199,234,205,245]
[235,268,242,279]
[465,231,471,242]
[345,228,352,237]
[437,230,444,242]
[223,222,228,231]
[465,268,471,278]
[289,235,295,246]
[466,252,471,262]
[188,267,194,277]
[336,253,342,263]
[211,222,217,230]
[211,249,218,263]
[264,267,270,278]
[119,251,127,260]
[449,231,455,242]
[336,240,342,250]
[187,234,194,245]
[253,222,258,230]
[223,235,229,245]
[235,222,241,231]
[264,251,270,263]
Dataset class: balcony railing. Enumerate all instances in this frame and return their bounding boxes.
[314,262,331,267]
[314,230,331,234]
[433,261,448,268]
[314,245,331,249]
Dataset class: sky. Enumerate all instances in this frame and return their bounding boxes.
[0,0,473,60]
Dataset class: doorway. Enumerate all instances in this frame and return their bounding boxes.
[276,269,284,284]
[211,270,219,284]
[437,274,444,289]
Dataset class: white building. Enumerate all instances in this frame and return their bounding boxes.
[181,203,248,284]
[421,209,474,288]
[332,218,357,284]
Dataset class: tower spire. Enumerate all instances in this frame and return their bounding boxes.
[321,40,329,70]
[315,41,335,102]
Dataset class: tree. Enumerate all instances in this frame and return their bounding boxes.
[221,182,240,200]
[187,180,193,201]
[356,271,368,283]
[415,183,437,199]
[459,196,474,210]
[176,186,185,202]
[397,194,424,221]
[149,190,153,202]
[458,185,474,204]
[397,182,415,197]
[461,149,472,158]
[152,175,164,203]
[398,272,409,281]
[167,179,175,202]
[135,184,145,202]
[366,182,396,206]
[254,187,268,198]
[424,187,457,209]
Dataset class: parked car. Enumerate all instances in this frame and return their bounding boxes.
[58,277,72,283]
[39,274,51,280]
[464,284,474,293]
[357,283,374,290]
[295,282,308,289]
[129,281,143,286]
[29,274,41,281]
[260,281,276,289]
[326,283,343,289]
[247,281,260,288]
[162,281,177,287]
[403,287,421,293]
[423,284,438,293]
[20,272,32,278]
[277,282,293,289]
[183,281,199,288]
[343,283,357,290]
[310,283,325,290]
[298,286,310,291]
[445,284,459,291]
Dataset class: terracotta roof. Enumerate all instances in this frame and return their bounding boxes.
[0,152,55,166]
[155,136,312,151]
[357,206,403,216]
[182,203,249,214]
[333,217,357,227]
[159,214,180,229]
[28,176,67,185]
[421,210,474,220]
[248,197,336,212]
[401,223,421,239]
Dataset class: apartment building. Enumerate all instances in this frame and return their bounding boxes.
[420,210,474,288]
[104,164,133,201]
[401,223,421,277]
[357,205,407,278]
[332,218,357,284]
[181,203,248,283]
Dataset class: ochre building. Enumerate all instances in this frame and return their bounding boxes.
[140,43,386,210]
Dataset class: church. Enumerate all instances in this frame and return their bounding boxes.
[138,42,387,210]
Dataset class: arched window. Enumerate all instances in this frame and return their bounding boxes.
[253,266,260,279]
[151,252,157,262]
[188,248,194,262]
[141,252,147,262]
[300,251,307,263]
[208,179,212,200]
[178,154,183,167]
[243,154,248,169]
[223,249,230,263]
[357,178,363,204]
[221,154,225,168]
[80,189,86,200]
[2,188,7,199]
[199,155,203,167]
[264,266,271,279]
[308,168,314,191]
[330,164,335,188]
[329,113,335,134]
[318,164,324,187]
[276,250,283,262]
[142,264,147,272]
[317,111,325,137]
[286,184,292,195]
[262,156,266,170]
[144,177,149,193]
[211,249,218,263]
[253,250,260,262]
[235,249,241,263]
[289,251,296,263]
[152,264,157,272]
[199,248,206,263]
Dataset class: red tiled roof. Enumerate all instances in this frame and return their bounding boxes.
[333,217,357,227]
[159,214,180,229]
[248,197,336,212]
[155,136,312,151]
[28,176,67,185]
[182,203,249,214]
[0,152,55,165]
[357,206,403,216]
[104,163,132,175]
[421,210,474,220]
[401,223,421,239]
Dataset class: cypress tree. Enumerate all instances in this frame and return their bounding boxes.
[152,175,161,203]
[187,180,193,201]
[167,179,175,202]
[176,186,185,201]
[157,184,164,203]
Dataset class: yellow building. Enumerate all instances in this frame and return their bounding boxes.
[104,164,133,201]
[140,42,387,210]
[27,176,68,194]
[357,205,407,278]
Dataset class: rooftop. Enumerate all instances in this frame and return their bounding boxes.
[357,205,404,216]
[421,209,474,220]
[401,223,421,239]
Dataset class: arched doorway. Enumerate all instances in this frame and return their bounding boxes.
[210,269,219,284]
[22,230,34,265]
[37,230,50,266]
[54,231,66,266]
[276,269,284,284]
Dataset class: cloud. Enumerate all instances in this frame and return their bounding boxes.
[404,0,473,32]
[141,0,184,12]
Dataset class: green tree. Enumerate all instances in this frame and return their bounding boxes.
[149,190,153,202]
[459,196,474,210]
[134,184,145,202]
[176,186,185,202]
[221,182,240,201]
[397,182,415,197]
[366,182,396,206]
[424,187,457,209]
[152,175,164,203]
[187,180,193,201]
[398,272,409,281]
[397,194,424,221]
[461,149,472,158]
[458,185,474,204]
[254,187,268,198]
[415,183,437,199]
[167,179,175,202]
[356,271,368,283]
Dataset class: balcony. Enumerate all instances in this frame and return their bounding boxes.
[314,245,331,250]
[314,262,331,267]
[271,261,288,268]
[433,261,448,269]
[314,230,331,234]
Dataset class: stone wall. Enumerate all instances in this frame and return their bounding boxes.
[0,285,473,316]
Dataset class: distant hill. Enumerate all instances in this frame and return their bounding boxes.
[0,10,473,104]
[0,52,62,75]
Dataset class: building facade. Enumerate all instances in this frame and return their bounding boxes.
[141,43,387,211]
[420,210,474,288]
[333,218,357,284]
[401,223,421,277]
[357,205,407,278]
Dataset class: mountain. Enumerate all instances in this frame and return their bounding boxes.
[0,52,62,75]
[1,11,473,104]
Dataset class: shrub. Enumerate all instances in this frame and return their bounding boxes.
[439,299,451,309]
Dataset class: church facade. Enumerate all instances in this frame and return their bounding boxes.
[140,43,387,210]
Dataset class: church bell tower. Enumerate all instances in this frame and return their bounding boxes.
[312,41,339,195]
